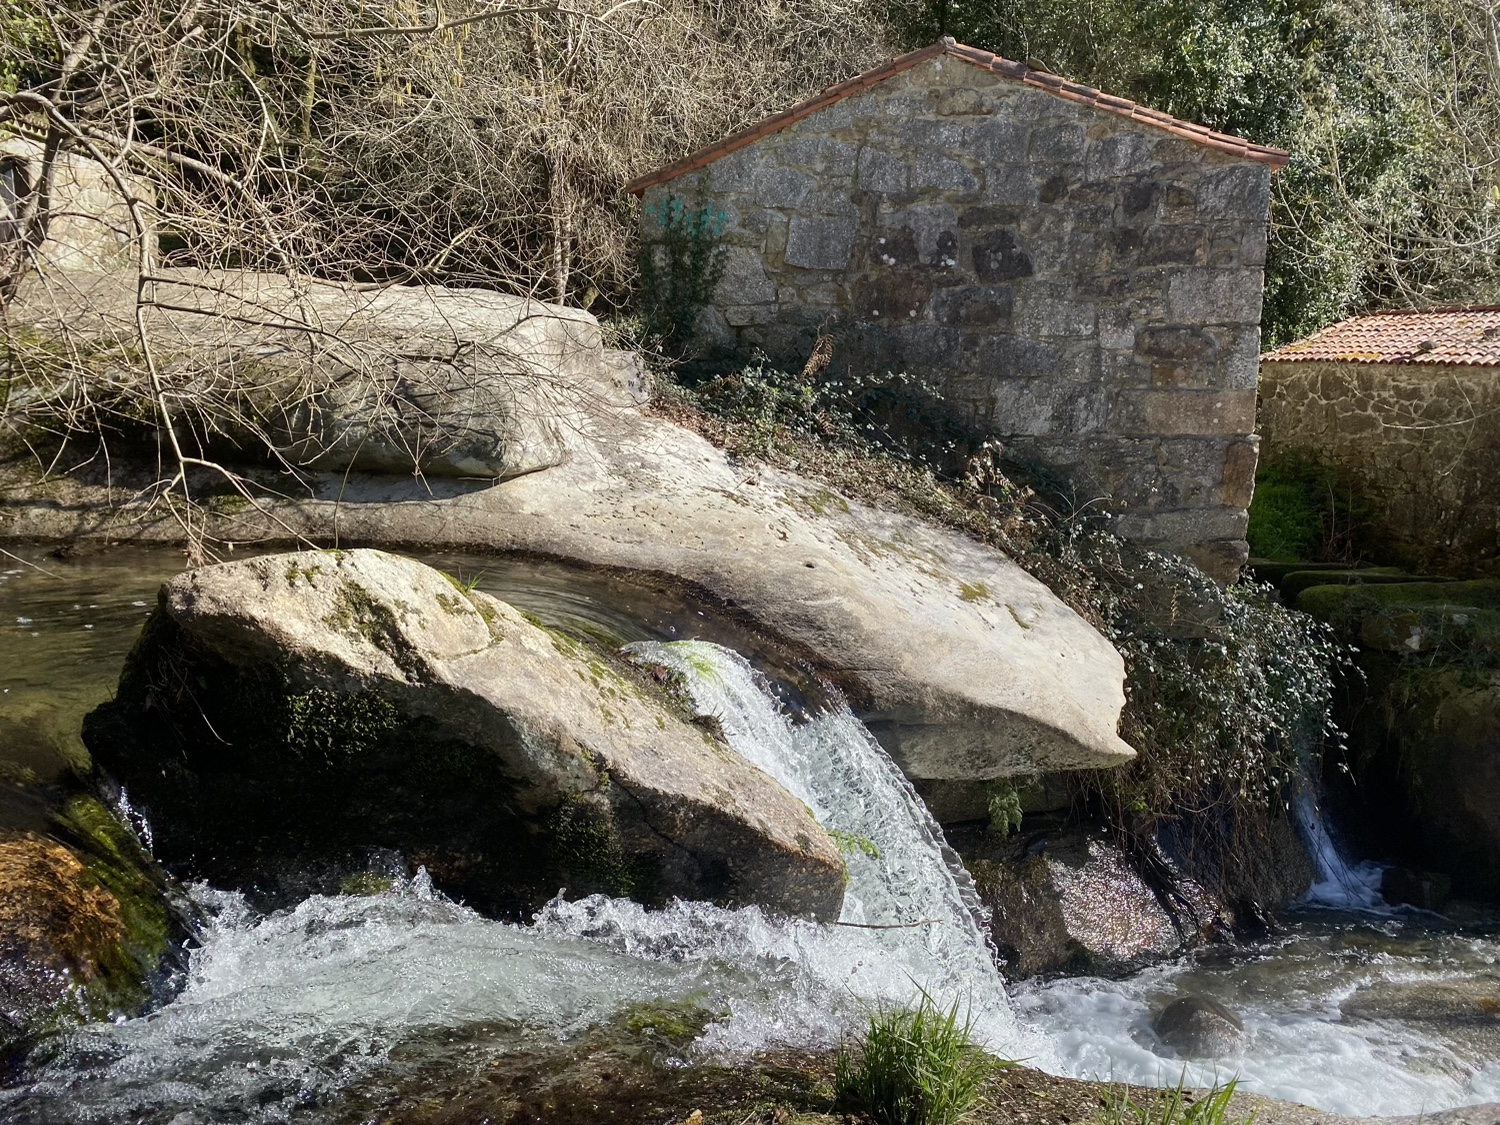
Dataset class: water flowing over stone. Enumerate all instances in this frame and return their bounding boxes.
[83,549,845,920]
[1292,783,1386,911]
[3,640,1044,1123]
[622,640,1023,1049]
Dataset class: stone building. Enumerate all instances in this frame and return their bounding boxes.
[1260,308,1500,575]
[628,39,1286,580]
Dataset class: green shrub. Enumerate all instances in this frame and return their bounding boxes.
[985,780,1024,839]
[1247,450,1371,564]
[636,195,729,347]
[833,994,1001,1125]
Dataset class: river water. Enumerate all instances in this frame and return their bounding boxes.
[2,548,1499,1121]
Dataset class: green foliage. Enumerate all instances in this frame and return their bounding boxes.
[1099,1077,1252,1125]
[985,780,1023,839]
[0,0,52,91]
[1246,451,1371,563]
[833,993,1003,1125]
[1082,544,1345,831]
[637,195,730,347]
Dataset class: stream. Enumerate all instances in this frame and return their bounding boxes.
[3,548,1500,1121]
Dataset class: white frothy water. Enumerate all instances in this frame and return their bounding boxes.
[1018,925,1500,1116]
[621,640,1035,1058]
[1022,778,1500,1116]
[5,641,1035,1123]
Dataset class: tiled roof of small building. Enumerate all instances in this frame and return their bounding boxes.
[1262,307,1500,366]
[626,38,1289,196]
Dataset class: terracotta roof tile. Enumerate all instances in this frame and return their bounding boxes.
[1262,307,1500,367]
[626,39,1289,196]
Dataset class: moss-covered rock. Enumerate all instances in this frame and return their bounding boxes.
[0,795,182,1053]
[83,549,845,920]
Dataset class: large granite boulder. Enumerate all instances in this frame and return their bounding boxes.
[83,549,845,920]
[11,270,644,481]
[5,279,1133,782]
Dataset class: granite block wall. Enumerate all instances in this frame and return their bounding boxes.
[639,54,1272,580]
[1259,360,1500,575]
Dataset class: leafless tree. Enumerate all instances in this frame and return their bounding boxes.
[0,0,893,557]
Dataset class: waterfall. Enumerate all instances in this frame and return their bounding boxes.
[1291,782,1387,910]
[608,640,1028,1053]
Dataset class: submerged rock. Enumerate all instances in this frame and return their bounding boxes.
[1153,995,1244,1058]
[83,549,845,919]
[0,795,181,1052]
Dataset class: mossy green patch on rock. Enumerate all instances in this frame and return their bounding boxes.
[284,687,400,767]
[0,795,183,1052]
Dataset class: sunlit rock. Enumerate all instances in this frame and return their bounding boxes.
[1152,995,1244,1058]
[83,548,845,920]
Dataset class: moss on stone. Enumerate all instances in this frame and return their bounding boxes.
[284,686,400,767]
[323,579,423,673]
[45,794,176,1019]
[549,794,656,900]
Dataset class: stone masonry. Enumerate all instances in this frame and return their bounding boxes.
[630,40,1285,580]
[1259,358,1500,575]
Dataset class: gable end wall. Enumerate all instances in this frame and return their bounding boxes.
[641,56,1271,580]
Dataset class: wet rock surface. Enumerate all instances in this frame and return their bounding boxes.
[0,795,182,1054]
[1152,994,1245,1058]
[83,548,845,919]
[955,819,1191,977]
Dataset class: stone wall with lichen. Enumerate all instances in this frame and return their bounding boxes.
[1258,359,1500,574]
[639,54,1271,580]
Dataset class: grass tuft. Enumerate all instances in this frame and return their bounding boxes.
[1100,1077,1252,1125]
[833,993,1002,1125]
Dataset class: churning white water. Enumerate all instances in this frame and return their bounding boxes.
[1017,924,1500,1117]
[3,641,1039,1124]
[621,640,1035,1057]
[1020,785,1500,1117]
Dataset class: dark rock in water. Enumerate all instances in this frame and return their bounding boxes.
[959,822,1193,978]
[1153,995,1244,1058]
[0,795,185,1053]
[83,548,845,920]
[1382,866,1453,910]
